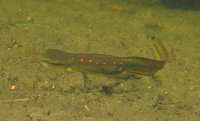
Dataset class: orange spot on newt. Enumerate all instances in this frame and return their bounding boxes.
[88,59,93,62]
[80,58,84,62]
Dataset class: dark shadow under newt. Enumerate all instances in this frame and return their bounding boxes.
[40,40,168,89]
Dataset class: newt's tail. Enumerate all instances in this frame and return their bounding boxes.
[151,40,169,61]
[122,40,169,76]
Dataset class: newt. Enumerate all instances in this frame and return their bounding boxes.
[40,40,168,81]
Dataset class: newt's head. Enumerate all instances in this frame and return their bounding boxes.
[40,49,73,71]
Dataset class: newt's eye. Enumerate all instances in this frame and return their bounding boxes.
[48,61,53,64]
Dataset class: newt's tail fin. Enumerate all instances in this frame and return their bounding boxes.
[122,40,168,76]
[151,40,169,61]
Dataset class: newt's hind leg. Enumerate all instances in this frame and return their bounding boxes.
[114,71,140,80]
[110,71,140,88]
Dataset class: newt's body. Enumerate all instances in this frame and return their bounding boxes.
[41,40,168,79]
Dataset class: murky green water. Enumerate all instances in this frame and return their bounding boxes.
[0,0,200,121]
